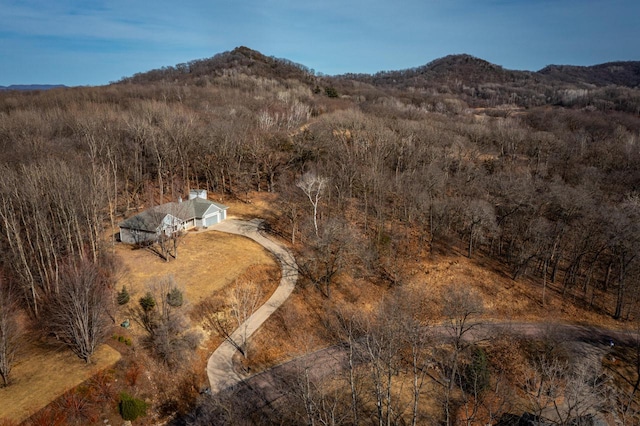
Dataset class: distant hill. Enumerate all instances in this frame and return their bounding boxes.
[0,84,66,91]
[348,55,640,90]
[538,61,640,88]
[113,47,640,111]
[118,46,316,85]
[341,54,540,87]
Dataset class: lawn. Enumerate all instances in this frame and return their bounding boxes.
[115,227,277,306]
[0,340,120,424]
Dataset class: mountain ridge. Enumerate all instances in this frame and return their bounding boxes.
[0,84,67,91]
[117,47,640,89]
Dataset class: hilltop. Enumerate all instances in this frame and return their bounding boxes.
[119,46,316,86]
[340,54,539,86]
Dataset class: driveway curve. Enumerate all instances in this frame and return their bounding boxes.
[206,218,298,394]
[224,321,638,410]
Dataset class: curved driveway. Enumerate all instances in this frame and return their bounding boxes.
[225,321,638,410]
[206,218,298,394]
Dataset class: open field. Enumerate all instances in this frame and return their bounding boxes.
[115,225,277,306]
[0,340,120,424]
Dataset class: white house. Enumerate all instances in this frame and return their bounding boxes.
[119,190,228,244]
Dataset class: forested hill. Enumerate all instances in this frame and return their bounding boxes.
[538,61,640,88]
[118,46,316,86]
[340,54,540,87]
[117,48,640,111]
[347,55,640,89]
[119,47,640,89]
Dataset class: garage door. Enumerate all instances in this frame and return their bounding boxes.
[203,212,220,227]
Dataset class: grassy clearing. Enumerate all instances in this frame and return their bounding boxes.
[115,228,276,306]
[0,339,120,424]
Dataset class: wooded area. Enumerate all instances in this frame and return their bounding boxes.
[1,47,639,424]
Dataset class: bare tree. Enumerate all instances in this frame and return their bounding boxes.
[362,305,405,426]
[297,171,327,237]
[459,198,498,258]
[0,160,107,317]
[297,218,357,298]
[395,288,434,426]
[524,352,609,425]
[330,308,366,426]
[42,258,113,363]
[441,283,485,426]
[555,360,610,424]
[131,276,201,370]
[229,280,262,357]
[0,275,21,387]
[201,279,262,358]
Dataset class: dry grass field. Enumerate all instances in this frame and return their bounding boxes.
[0,340,120,424]
[115,227,277,306]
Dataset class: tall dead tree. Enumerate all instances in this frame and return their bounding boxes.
[297,171,327,237]
[0,276,21,387]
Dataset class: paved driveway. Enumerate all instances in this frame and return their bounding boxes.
[206,219,298,394]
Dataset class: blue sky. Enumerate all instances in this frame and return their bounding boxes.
[1,0,639,86]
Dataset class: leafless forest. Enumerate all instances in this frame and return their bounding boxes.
[1,47,640,424]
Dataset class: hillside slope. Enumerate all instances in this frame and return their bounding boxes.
[539,61,640,88]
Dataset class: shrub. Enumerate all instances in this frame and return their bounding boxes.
[117,286,130,305]
[118,392,147,421]
[125,363,143,387]
[325,86,339,98]
[139,292,156,312]
[167,287,184,307]
[25,406,67,426]
[463,347,490,395]
[87,370,116,404]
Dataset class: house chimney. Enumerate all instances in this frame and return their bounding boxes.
[189,189,207,200]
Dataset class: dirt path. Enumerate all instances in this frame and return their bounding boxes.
[206,218,298,394]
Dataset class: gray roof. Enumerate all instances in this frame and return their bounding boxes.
[119,198,228,231]
[118,209,172,232]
